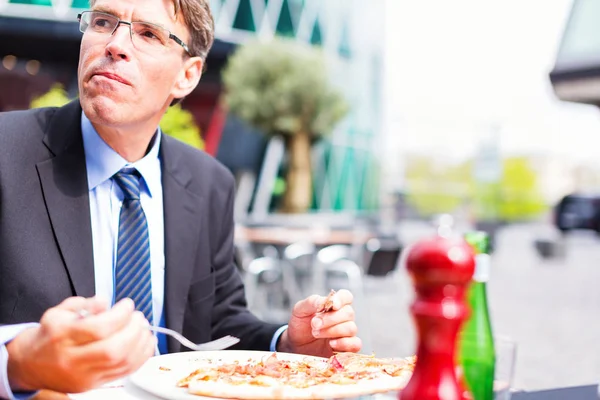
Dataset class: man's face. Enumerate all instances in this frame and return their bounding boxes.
[78,0,195,128]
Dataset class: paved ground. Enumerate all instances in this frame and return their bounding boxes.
[363,222,600,391]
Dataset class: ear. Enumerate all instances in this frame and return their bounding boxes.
[171,57,203,99]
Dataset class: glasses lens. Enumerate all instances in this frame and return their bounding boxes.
[131,22,170,50]
[81,12,118,34]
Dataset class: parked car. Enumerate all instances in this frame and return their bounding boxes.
[554,193,600,234]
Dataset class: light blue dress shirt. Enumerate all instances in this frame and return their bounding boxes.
[0,112,286,400]
[81,113,165,329]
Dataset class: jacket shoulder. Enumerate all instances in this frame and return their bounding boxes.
[0,107,57,148]
[162,135,235,191]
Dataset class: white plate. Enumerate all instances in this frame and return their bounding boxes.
[128,350,329,400]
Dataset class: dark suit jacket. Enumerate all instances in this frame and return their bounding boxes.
[0,100,279,353]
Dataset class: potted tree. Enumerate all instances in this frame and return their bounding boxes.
[222,38,348,213]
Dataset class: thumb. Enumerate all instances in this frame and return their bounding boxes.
[292,295,323,318]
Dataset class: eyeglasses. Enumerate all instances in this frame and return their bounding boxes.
[77,11,191,56]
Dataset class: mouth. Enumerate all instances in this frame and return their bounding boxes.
[92,72,132,86]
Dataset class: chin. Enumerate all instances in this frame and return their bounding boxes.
[81,94,130,126]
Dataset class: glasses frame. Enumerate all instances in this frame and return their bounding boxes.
[77,11,192,56]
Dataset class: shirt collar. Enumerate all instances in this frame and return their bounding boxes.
[81,112,162,197]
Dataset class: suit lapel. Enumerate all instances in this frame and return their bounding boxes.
[161,137,203,352]
[36,101,96,298]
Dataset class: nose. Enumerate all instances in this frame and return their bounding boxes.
[105,23,133,61]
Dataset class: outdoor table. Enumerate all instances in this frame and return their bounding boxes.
[235,225,373,247]
[33,384,600,399]
[512,384,598,399]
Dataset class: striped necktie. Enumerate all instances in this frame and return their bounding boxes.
[113,169,153,324]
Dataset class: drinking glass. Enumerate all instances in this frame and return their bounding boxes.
[494,335,517,400]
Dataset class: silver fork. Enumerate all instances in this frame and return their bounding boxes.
[75,309,239,351]
[149,326,240,351]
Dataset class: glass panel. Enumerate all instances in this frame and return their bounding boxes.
[338,21,352,58]
[333,147,353,211]
[287,0,303,31]
[355,149,367,210]
[8,0,88,7]
[233,0,256,32]
[9,0,52,5]
[72,0,89,8]
[209,0,226,21]
[275,0,295,37]
[310,18,322,46]
[363,156,380,211]
[311,142,329,210]
[555,0,600,69]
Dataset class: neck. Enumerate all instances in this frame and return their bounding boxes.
[94,122,158,162]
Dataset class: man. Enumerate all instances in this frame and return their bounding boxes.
[0,0,361,398]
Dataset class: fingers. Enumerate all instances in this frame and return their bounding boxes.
[84,296,111,315]
[316,289,353,313]
[57,295,109,312]
[58,312,155,393]
[312,320,357,339]
[311,304,355,333]
[77,310,155,373]
[10,297,154,394]
[292,295,322,318]
[329,336,362,353]
[40,296,112,336]
[39,298,104,344]
[69,298,137,344]
[293,289,354,318]
[55,296,90,312]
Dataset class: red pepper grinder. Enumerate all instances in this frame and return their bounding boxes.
[400,234,475,400]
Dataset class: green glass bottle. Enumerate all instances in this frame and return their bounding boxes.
[459,231,496,400]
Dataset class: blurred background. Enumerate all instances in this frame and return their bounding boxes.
[2,0,600,393]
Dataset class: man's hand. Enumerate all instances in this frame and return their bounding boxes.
[6,296,156,394]
[278,289,362,357]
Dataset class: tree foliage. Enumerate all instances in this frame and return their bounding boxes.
[221,38,348,137]
[404,155,468,216]
[30,84,70,109]
[158,104,204,150]
[405,155,547,221]
[496,157,547,221]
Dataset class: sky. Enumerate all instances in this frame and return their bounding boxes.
[382,0,600,168]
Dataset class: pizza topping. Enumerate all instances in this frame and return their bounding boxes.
[264,352,279,366]
[328,355,344,371]
[178,369,219,387]
[318,289,336,313]
[178,352,416,395]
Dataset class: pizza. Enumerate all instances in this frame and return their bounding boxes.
[317,289,336,313]
[176,351,416,399]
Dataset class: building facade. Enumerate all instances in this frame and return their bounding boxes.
[550,0,600,106]
[0,0,386,213]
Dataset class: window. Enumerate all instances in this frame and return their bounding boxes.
[555,0,600,70]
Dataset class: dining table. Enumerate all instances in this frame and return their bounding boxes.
[511,384,599,399]
[32,383,600,400]
[234,225,374,247]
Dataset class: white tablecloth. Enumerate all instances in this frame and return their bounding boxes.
[68,379,164,400]
[67,380,399,400]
